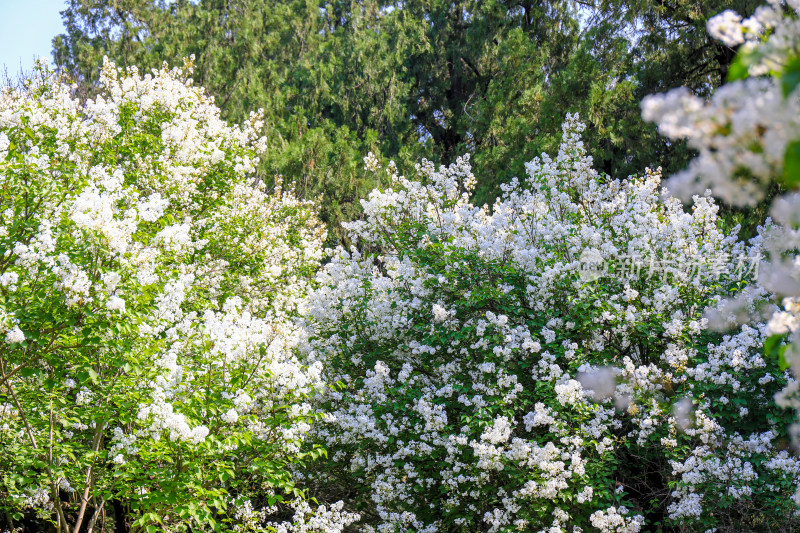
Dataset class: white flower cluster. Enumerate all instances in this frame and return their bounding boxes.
[708,2,799,74]
[229,497,360,533]
[589,506,644,533]
[266,500,361,533]
[643,0,800,507]
[642,1,800,206]
[305,116,798,531]
[0,58,340,531]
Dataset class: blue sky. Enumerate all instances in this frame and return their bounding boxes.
[0,0,66,74]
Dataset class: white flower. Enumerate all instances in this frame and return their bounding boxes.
[0,272,19,289]
[363,152,381,172]
[76,387,94,406]
[432,303,448,323]
[221,408,239,424]
[106,296,126,313]
[5,326,25,344]
[707,10,745,46]
[555,379,586,406]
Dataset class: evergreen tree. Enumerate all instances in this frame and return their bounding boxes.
[52,0,747,233]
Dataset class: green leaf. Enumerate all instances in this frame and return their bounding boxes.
[19,367,38,378]
[764,334,784,357]
[783,140,800,188]
[765,334,791,370]
[779,345,791,371]
[781,56,800,98]
[727,57,749,82]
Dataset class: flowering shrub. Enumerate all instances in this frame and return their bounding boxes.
[304,116,800,531]
[642,0,800,207]
[0,59,359,532]
[642,0,800,505]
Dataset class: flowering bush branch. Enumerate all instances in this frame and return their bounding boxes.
[303,116,798,531]
[0,58,357,533]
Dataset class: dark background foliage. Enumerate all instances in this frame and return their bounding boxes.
[51,0,760,241]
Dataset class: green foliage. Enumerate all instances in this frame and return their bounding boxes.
[0,60,333,532]
[52,0,747,239]
[302,122,799,530]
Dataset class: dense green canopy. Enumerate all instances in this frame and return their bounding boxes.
[52,0,755,239]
